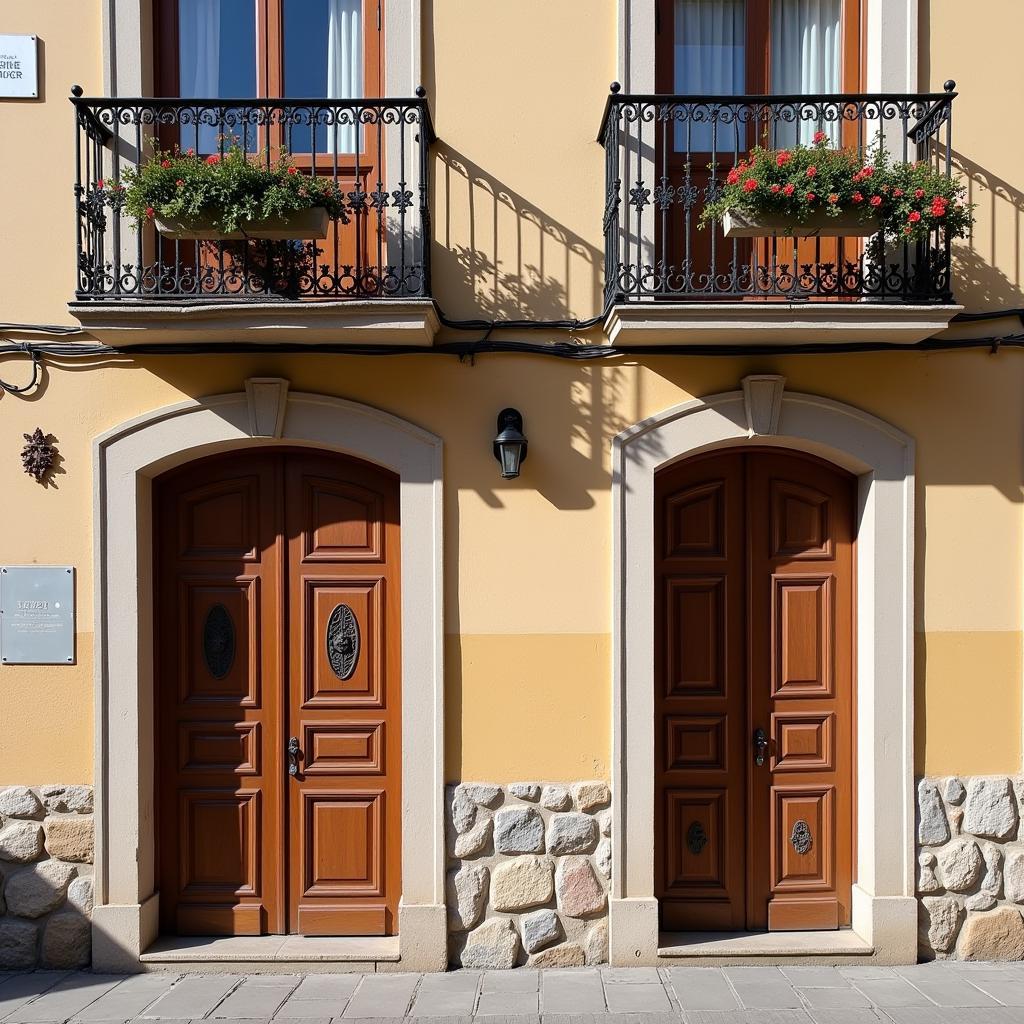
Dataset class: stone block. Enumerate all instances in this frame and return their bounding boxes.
[528,941,586,967]
[596,838,612,880]
[0,820,44,863]
[917,780,949,846]
[1006,849,1024,903]
[917,851,940,894]
[67,875,94,915]
[491,856,553,912]
[0,918,37,969]
[5,860,76,918]
[520,908,560,953]
[980,843,1003,897]
[572,782,610,812]
[958,906,1024,960]
[41,912,91,969]
[963,777,1018,840]
[937,838,983,892]
[44,817,94,863]
[584,920,608,965]
[540,785,572,811]
[461,917,519,969]
[919,896,963,953]
[450,788,478,834]
[946,777,966,805]
[494,807,544,854]
[966,893,997,911]
[458,783,502,808]
[453,817,492,859]
[509,783,541,801]
[547,813,597,855]
[597,809,612,836]
[65,786,94,814]
[0,787,43,820]
[555,856,606,918]
[447,863,488,932]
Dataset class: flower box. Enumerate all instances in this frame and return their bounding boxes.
[154,206,331,241]
[722,209,880,239]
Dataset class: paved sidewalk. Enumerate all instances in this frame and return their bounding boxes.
[4,964,1024,1024]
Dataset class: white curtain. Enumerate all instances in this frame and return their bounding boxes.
[179,0,221,153]
[673,0,746,153]
[771,0,841,146]
[327,0,363,154]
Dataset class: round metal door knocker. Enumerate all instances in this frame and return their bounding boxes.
[686,820,708,855]
[326,603,360,680]
[790,819,813,855]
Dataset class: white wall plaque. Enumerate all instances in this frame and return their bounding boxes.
[0,36,38,98]
[1,566,74,664]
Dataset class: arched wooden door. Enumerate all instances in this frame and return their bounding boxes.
[154,448,401,937]
[654,448,854,932]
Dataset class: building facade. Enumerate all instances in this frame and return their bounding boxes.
[0,0,1021,973]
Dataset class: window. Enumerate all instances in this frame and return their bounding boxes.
[157,0,382,154]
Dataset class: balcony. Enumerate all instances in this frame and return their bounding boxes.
[68,92,438,347]
[599,88,963,347]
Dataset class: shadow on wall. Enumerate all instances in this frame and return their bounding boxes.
[432,144,604,322]
[951,151,1024,309]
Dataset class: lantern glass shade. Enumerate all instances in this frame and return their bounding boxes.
[493,408,528,479]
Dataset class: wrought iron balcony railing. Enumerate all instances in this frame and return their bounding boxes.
[598,86,957,305]
[72,91,434,302]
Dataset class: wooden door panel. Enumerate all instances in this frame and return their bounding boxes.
[180,580,259,706]
[772,575,833,698]
[177,477,262,561]
[665,715,727,773]
[287,452,401,937]
[303,578,385,707]
[771,480,833,559]
[770,712,834,773]
[665,577,727,697]
[178,722,261,775]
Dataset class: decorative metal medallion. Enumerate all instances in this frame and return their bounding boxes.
[326,603,360,681]
[202,603,235,680]
[790,819,813,855]
[686,820,708,856]
[21,428,57,484]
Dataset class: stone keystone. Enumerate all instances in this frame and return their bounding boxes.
[494,807,545,854]
[547,813,598,855]
[461,917,519,970]
[963,777,1018,840]
[492,856,554,912]
[555,856,607,918]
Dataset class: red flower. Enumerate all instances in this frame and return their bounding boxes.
[775,150,791,167]
[783,183,795,196]
[869,195,882,207]
[893,188,904,197]
[770,183,781,193]
[743,178,758,192]
[161,159,171,169]
[175,179,184,187]
[726,168,741,185]
[96,179,104,189]
[806,191,816,201]
[860,165,875,178]
[813,130,827,144]
[806,166,817,178]
[914,188,925,199]
[205,154,220,165]
[186,148,195,156]
[287,166,299,175]
[827,193,839,204]
[852,191,864,203]
[908,210,922,223]
[903,225,913,235]
[931,197,948,217]
[145,206,155,219]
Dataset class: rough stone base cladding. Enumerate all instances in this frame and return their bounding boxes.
[917,775,1024,960]
[446,782,611,968]
[0,785,94,970]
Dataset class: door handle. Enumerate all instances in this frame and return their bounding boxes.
[753,727,769,767]
[287,736,301,776]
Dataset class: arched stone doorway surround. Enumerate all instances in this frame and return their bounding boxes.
[609,377,918,965]
[91,381,446,971]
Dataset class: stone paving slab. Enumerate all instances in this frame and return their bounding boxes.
[13,964,1024,1023]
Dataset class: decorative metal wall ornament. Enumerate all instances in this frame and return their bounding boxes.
[20,428,57,484]
[686,820,708,855]
[790,819,813,855]
[326,603,360,680]
[202,603,236,679]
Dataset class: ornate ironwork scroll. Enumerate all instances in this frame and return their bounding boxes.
[326,603,360,681]
[790,819,813,855]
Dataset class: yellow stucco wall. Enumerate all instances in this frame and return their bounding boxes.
[0,1,1020,785]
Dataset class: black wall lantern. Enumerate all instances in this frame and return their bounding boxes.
[493,408,528,479]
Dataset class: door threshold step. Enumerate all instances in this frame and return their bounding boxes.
[659,929,874,960]
[141,934,401,965]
